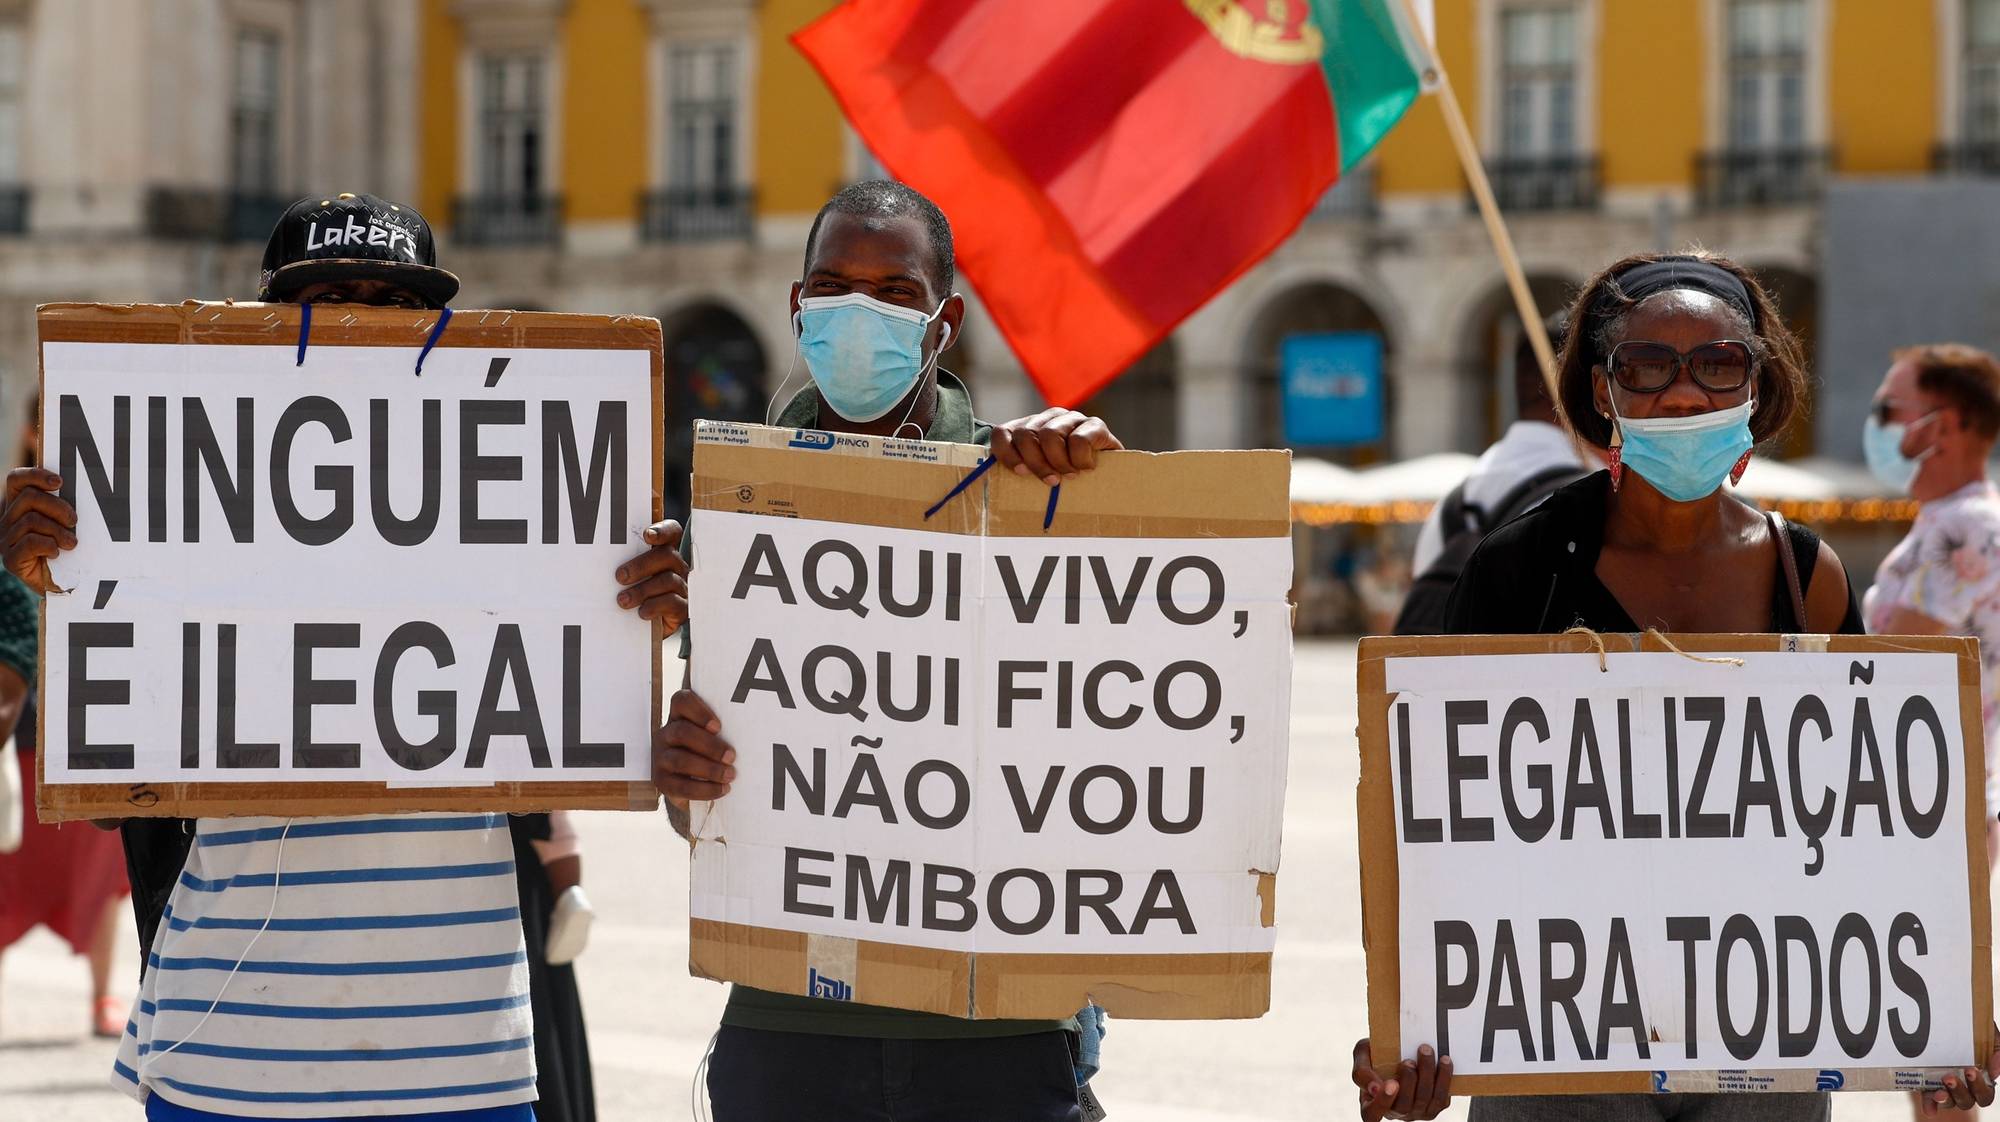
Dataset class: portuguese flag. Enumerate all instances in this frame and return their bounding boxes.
[794,0,1433,407]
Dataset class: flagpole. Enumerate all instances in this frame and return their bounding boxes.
[1394,0,1562,403]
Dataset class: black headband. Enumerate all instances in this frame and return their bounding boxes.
[1593,257,1760,334]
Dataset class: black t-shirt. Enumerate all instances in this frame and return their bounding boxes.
[1444,471,1865,636]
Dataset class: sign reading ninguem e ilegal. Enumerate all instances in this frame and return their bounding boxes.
[686,423,1295,1021]
[1358,634,1996,1096]
[33,302,665,820]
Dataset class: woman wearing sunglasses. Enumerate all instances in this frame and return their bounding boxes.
[1349,252,2000,1121]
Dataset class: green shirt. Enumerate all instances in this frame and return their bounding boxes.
[685,377,1072,1038]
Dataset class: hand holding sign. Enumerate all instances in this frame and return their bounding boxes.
[1352,1039,1453,1122]
[1921,1039,2000,1114]
[654,687,735,808]
[988,408,1122,485]
[614,519,690,630]
[1,465,77,593]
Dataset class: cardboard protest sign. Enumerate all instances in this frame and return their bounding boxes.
[684,422,1293,1019]
[1358,633,1995,1095]
[34,302,664,821]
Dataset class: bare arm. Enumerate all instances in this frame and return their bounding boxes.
[1875,603,1954,637]
[1804,541,1860,634]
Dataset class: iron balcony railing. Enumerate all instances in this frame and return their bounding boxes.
[1480,153,1602,212]
[451,194,564,246]
[641,186,756,242]
[142,187,291,241]
[1933,142,2000,176]
[1309,164,1378,222]
[1694,148,1832,209]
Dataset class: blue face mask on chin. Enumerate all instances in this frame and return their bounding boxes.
[1613,398,1756,502]
[795,291,948,424]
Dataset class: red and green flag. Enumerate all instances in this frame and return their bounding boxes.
[794,0,1434,407]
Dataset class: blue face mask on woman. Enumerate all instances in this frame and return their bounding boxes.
[794,291,949,423]
[1611,398,1756,502]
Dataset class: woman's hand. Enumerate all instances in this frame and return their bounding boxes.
[1352,1039,1452,1121]
[1921,1042,2000,1114]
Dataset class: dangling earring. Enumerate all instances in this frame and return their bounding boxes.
[1605,416,1623,492]
[1729,450,1752,486]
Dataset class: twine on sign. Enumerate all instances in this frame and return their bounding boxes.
[295,301,313,366]
[1644,628,1745,668]
[414,306,454,376]
[1562,625,1609,673]
[922,455,996,521]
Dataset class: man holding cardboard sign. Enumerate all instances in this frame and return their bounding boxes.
[3,193,679,1122]
[645,182,1293,1120]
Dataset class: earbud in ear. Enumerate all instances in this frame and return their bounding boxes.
[938,322,952,347]
[791,310,803,338]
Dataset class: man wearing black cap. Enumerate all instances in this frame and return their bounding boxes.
[256,192,461,308]
[0,192,639,1122]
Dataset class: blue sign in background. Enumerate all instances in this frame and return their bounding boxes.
[1280,332,1384,447]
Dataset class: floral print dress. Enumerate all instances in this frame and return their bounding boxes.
[1865,480,2000,811]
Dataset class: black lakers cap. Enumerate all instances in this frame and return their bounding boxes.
[258,192,459,306]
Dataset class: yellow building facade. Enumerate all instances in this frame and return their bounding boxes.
[405,0,1995,489]
[418,0,1967,227]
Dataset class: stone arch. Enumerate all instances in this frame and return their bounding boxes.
[661,300,769,517]
[1452,273,1579,449]
[1238,281,1394,460]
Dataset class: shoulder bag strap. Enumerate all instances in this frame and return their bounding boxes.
[1765,510,1808,631]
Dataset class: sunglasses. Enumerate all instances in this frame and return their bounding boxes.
[1869,399,1941,428]
[1606,339,1757,394]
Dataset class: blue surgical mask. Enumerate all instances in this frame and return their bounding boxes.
[1862,414,1936,494]
[1612,398,1756,502]
[795,292,947,423]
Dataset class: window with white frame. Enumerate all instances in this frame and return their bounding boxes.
[667,43,739,193]
[1497,4,1577,157]
[478,54,547,197]
[1966,0,2000,144]
[0,21,22,185]
[1726,0,1808,150]
[231,30,281,193]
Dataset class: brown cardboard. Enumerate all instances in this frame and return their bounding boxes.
[1356,633,1996,1095]
[32,302,666,821]
[686,423,1291,1020]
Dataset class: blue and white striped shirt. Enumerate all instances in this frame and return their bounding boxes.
[114,813,536,1118]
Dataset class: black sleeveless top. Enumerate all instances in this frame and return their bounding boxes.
[1444,471,1865,636]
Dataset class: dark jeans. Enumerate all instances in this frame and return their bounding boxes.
[706,1025,1083,1122]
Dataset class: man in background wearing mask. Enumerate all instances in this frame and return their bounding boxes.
[1864,343,2000,870]
[621,180,1120,1120]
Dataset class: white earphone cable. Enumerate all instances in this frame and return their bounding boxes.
[139,817,294,1073]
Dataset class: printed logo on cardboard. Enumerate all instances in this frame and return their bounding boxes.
[789,430,836,450]
[807,968,853,1002]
